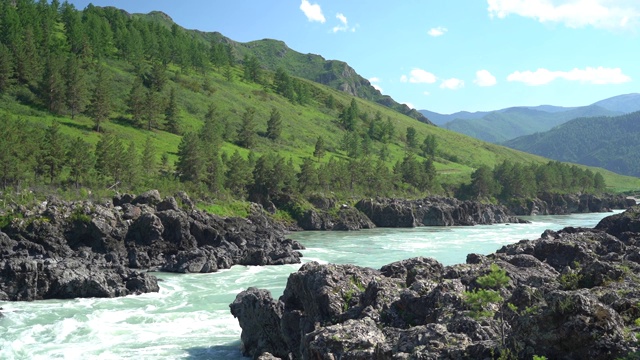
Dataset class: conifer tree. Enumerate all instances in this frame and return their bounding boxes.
[41,121,67,184]
[313,136,326,162]
[40,52,66,114]
[90,66,112,132]
[67,136,95,188]
[266,107,282,141]
[0,43,14,93]
[224,150,253,198]
[165,87,180,134]
[237,107,257,148]
[122,141,141,189]
[297,157,317,193]
[65,55,89,119]
[421,134,438,157]
[140,136,157,183]
[127,77,146,127]
[405,126,417,149]
[95,132,124,186]
[176,131,203,182]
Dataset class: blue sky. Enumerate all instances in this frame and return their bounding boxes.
[68,0,639,114]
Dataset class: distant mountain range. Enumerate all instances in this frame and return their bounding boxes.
[504,111,640,177]
[419,93,640,143]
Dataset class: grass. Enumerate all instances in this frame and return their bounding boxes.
[3,51,639,198]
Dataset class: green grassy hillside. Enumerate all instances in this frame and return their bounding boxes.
[0,1,637,212]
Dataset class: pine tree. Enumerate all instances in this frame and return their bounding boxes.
[95,132,124,186]
[0,43,14,93]
[165,87,180,134]
[40,52,66,114]
[90,66,112,132]
[405,126,417,149]
[176,131,203,182]
[65,55,89,119]
[41,121,67,184]
[297,157,317,193]
[421,134,438,157]
[313,136,326,162]
[141,136,157,181]
[67,136,95,188]
[127,77,146,127]
[237,107,257,148]
[266,107,282,141]
[143,89,162,131]
[122,141,141,189]
[224,150,253,198]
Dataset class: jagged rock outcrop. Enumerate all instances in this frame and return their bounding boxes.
[0,191,304,301]
[508,193,634,216]
[298,207,375,231]
[355,196,525,227]
[231,206,640,359]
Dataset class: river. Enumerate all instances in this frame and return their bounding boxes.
[0,211,621,359]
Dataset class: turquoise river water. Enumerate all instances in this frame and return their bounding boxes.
[0,211,622,359]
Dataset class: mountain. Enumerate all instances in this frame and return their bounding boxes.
[593,93,640,113]
[419,93,640,143]
[418,109,490,126]
[443,105,619,143]
[0,1,638,203]
[505,111,640,177]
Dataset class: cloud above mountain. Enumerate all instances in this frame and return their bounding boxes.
[507,66,631,85]
[487,0,640,30]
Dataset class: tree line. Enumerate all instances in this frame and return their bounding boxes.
[459,160,607,201]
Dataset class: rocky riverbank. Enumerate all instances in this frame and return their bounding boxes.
[231,206,640,359]
[0,190,303,301]
[507,192,634,216]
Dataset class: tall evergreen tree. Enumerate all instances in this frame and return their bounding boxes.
[65,55,89,119]
[313,136,326,162]
[95,132,124,186]
[40,52,66,114]
[122,140,141,189]
[224,150,253,198]
[421,134,438,157]
[266,107,282,141]
[165,87,180,134]
[40,121,66,184]
[141,136,157,181]
[176,131,203,182]
[67,136,95,188]
[405,126,417,149]
[237,107,257,148]
[127,77,146,127]
[0,43,14,93]
[89,66,112,132]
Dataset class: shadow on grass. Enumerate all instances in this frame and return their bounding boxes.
[59,120,94,132]
[184,342,244,359]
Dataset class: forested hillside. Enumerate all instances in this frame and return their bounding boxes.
[420,93,640,143]
[0,0,637,217]
[441,105,620,143]
[505,111,640,177]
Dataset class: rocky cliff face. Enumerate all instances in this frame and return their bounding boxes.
[355,196,526,227]
[0,190,303,301]
[231,206,640,359]
[507,193,634,216]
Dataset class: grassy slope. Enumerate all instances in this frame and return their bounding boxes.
[2,54,638,195]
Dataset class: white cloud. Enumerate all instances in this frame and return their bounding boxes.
[440,78,465,90]
[369,77,383,92]
[332,12,356,32]
[423,91,431,96]
[507,66,632,85]
[474,70,497,86]
[404,102,415,110]
[401,68,437,84]
[487,0,640,30]
[428,26,448,37]
[300,0,326,23]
